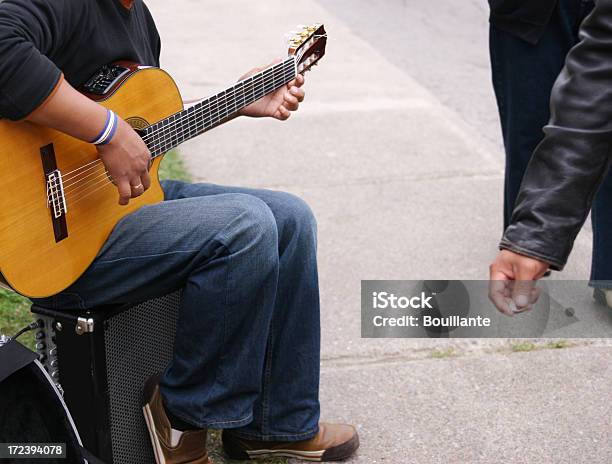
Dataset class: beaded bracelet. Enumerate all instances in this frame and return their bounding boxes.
[90,109,119,145]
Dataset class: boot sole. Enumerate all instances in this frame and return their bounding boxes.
[593,288,612,308]
[224,433,359,462]
[322,433,360,461]
[246,449,325,461]
[143,403,166,464]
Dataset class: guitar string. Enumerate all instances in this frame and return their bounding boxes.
[56,58,293,181]
[62,162,107,187]
[61,158,106,181]
[144,69,293,158]
[52,67,295,204]
[141,62,292,149]
[61,76,289,203]
[45,41,318,213]
[140,59,294,144]
[61,42,314,176]
[66,66,294,184]
[63,164,107,195]
[59,69,287,182]
[142,62,295,151]
[56,63,294,197]
[62,66,296,205]
[44,46,318,216]
[63,175,116,208]
[65,78,284,204]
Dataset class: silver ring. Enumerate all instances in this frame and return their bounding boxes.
[133,183,144,190]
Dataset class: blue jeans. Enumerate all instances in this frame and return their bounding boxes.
[489,0,612,286]
[32,180,321,441]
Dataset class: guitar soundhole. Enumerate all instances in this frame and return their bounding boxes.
[126,116,149,130]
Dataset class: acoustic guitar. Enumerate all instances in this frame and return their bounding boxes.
[0,24,327,298]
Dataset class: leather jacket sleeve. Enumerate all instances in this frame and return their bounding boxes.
[500,0,612,271]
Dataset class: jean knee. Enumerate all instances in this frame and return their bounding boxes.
[225,194,278,255]
[275,192,317,240]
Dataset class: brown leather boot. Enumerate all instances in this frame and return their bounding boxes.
[142,376,210,464]
[222,423,359,461]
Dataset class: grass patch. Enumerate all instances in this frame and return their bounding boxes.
[430,348,456,359]
[0,150,191,351]
[159,149,192,182]
[510,342,537,352]
[510,340,574,353]
[547,340,572,349]
[0,288,35,349]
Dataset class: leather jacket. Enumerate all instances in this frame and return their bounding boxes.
[501,0,612,270]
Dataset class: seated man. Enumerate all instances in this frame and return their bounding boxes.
[0,0,359,462]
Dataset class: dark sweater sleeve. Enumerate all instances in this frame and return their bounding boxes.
[0,0,85,120]
[501,0,612,270]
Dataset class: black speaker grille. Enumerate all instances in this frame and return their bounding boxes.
[104,291,181,464]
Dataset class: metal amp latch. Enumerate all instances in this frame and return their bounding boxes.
[75,317,95,335]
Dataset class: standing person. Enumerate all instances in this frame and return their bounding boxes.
[0,0,359,462]
[489,1,612,313]
[487,0,612,307]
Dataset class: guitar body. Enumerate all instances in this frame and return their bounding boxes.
[0,65,183,298]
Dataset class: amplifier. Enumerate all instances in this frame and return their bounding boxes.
[30,291,181,464]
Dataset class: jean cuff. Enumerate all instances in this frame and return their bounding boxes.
[169,407,254,430]
[589,280,612,290]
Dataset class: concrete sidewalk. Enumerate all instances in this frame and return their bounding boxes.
[319,346,611,464]
[145,1,611,462]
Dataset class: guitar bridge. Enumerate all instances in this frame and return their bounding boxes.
[46,170,67,219]
[40,143,68,242]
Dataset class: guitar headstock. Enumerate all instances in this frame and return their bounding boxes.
[287,24,327,74]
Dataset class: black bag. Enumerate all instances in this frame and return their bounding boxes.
[0,338,105,464]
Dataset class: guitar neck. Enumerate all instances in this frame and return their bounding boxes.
[141,57,297,157]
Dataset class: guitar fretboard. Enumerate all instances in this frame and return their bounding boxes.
[141,57,297,157]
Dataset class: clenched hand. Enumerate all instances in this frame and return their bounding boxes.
[489,250,549,316]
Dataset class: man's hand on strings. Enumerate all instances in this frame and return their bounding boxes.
[24,78,151,206]
[238,59,306,120]
[98,117,151,205]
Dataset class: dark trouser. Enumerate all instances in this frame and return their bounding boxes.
[32,180,321,441]
[489,0,612,286]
